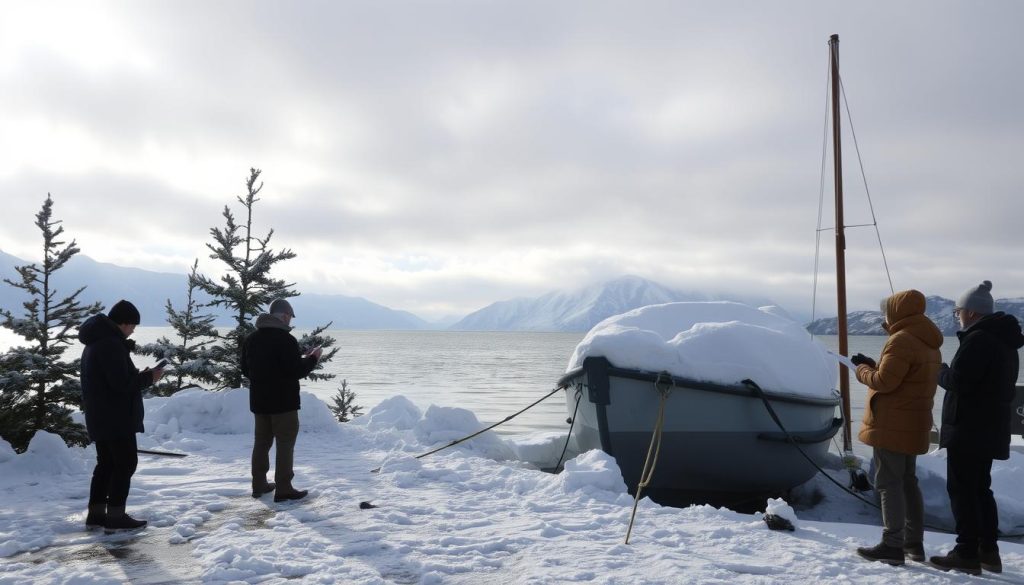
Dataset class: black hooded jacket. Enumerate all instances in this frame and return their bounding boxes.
[938,311,1024,459]
[241,314,317,414]
[79,314,154,441]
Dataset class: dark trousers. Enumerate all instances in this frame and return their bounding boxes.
[89,436,139,509]
[873,447,924,547]
[947,448,998,553]
[252,411,299,492]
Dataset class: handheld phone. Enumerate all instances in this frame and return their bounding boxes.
[155,358,169,369]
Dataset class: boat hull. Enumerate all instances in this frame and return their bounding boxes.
[559,357,842,495]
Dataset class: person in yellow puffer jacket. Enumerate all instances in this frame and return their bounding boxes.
[852,289,943,566]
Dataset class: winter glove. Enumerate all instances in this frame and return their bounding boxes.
[850,353,876,368]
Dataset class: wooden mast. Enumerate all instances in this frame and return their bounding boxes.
[829,34,853,454]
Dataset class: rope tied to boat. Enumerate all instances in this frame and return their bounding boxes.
[370,385,563,473]
[624,371,674,545]
[553,386,584,472]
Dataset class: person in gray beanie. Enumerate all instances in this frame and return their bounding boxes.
[930,281,1024,575]
[956,280,995,316]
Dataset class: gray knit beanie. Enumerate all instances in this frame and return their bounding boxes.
[269,298,295,317]
[956,280,994,315]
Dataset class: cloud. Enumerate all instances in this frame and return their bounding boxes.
[1,1,1022,321]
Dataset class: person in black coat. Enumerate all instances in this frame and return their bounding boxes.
[241,298,320,502]
[79,300,164,531]
[929,281,1024,575]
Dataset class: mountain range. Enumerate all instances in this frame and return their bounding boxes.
[449,275,776,332]
[0,250,429,329]
[804,295,1024,336]
[5,249,1019,334]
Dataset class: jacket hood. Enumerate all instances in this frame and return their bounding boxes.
[884,290,943,349]
[964,312,1024,350]
[78,313,125,346]
[883,289,926,324]
[255,313,291,331]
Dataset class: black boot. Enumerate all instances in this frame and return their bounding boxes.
[929,547,981,575]
[85,503,106,530]
[273,489,308,503]
[979,545,1002,573]
[252,481,276,498]
[856,542,904,566]
[104,506,147,533]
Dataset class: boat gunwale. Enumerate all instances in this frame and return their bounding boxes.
[558,362,840,408]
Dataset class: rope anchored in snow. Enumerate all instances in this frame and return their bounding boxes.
[624,372,673,545]
[370,386,564,473]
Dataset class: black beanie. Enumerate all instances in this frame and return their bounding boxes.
[108,300,141,325]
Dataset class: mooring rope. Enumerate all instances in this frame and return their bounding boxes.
[744,379,1024,538]
[624,373,673,545]
[370,385,563,473]
[553,387,583,472]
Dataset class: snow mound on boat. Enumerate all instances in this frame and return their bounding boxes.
[568,301,838,399]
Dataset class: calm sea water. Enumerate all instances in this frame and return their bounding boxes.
[2,328,1021,439]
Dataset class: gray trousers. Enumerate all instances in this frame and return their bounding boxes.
[252,410,300,492]
[873,447,924,547]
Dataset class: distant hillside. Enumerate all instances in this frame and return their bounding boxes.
[450,275,777,332]
[805,295,1024,335]
[0,250,430,330]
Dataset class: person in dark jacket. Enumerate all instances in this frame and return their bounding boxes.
[79,300,164,531]
[242,298,320,502]
[853,290,943,566]
[929,281,1024,575]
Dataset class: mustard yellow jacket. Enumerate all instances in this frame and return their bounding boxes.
[856,290,943,455]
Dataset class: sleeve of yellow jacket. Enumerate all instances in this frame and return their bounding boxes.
[855,351,910,393]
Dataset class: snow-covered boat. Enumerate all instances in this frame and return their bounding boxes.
[556,301,842,500]
[557,356,841,497]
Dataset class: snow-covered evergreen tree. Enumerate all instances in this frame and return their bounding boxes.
[192,168,337,389]
[136,260,222,396]
[0,195,101,451]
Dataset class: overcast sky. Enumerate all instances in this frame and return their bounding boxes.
[1,1,1022,321]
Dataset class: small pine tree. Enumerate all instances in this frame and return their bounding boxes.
[192,168,336,389]
[329,379,363,423]
[0,195,101,451]
[136,260,222,396]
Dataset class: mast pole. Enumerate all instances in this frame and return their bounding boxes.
[829,34,852,454]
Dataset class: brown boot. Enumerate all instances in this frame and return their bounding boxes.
[85,503,106,530]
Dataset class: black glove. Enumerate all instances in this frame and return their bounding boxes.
[850,353,876,368]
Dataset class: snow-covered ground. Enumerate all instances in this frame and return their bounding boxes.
[3,302,1022,583]
[1,388,1022,584]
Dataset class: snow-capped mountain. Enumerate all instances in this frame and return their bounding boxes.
[0,250,430,330]
[805,295,1024,336]
[449,275,774,332]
